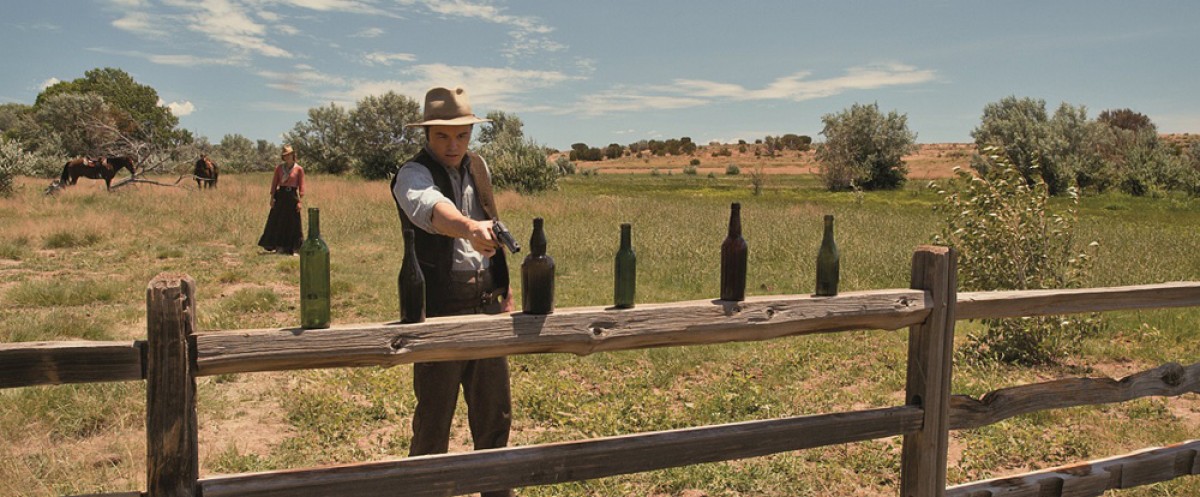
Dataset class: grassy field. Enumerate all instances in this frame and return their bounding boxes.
[1,171,1198,496]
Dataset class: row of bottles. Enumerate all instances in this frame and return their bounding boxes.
[720,203,840,300]
[303,204,838,328]
[395,203,839,324]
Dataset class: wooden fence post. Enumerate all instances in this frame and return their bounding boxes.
[900,246,957,497]
[146,274,199,497]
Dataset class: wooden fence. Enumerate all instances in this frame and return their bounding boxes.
[2,246,1198,497]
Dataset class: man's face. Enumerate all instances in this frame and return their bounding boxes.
[426,124,473,168]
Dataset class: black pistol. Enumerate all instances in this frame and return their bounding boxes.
[491,220,521,253]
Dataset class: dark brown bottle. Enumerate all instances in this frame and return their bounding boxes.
[720,202,748,301]
[521,218,555,314]
[398,229,425,323]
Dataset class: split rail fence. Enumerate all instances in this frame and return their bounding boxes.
[2,246,1198,497]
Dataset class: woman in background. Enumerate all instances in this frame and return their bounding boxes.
[257,144,306,255]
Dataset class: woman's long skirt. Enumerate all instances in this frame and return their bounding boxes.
[258,188,303,254]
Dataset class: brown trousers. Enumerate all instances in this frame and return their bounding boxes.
[409,269,513,497]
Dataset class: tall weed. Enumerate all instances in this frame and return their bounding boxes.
[934,154,1102,364]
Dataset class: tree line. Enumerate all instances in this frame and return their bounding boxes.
[3,66,1199,199]
[0,67,555,195]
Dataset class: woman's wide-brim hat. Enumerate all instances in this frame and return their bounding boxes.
[281,144,295,157]
[406,87,491,128]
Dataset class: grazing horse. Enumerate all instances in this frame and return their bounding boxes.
[59,156,137,191]
[193,155,219,189]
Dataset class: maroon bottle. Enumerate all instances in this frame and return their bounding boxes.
[720,203,748,301]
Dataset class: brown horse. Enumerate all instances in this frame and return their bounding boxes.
[59,156,137,191]
[194,155,219,189]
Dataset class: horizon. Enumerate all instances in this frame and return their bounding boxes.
[2,1,1199,150]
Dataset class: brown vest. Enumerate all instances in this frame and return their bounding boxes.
[391,150,509,316]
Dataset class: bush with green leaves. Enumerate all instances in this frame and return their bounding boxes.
[725,164,740,175]
[0,138,32,196]
[934,153,1101,365]
[816,102,915,191]
[682,164,697,175]
[479,135,558,194]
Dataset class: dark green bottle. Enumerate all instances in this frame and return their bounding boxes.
[398,229,425,323]
[815,214,839,296]
[521,218,555,314]
[614,223,636,308]
[299,208,330,329]
[720,203,748,301]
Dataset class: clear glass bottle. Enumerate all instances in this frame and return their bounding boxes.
[720,203,748,301]
[614,223,636,308]
[299,208,330,329]
[398,229,425,323]
[521,218,555,314]
[815,214,840,297]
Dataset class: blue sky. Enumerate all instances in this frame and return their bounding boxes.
[2,1,1198,150]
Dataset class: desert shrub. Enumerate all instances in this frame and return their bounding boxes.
[689,158,700,166]
[725,164,740,175]
[817,102,915,191]
[481,135,558,194]
[579,167,598,177]
[554,156,575,175]
[682,165,697,175]
[0,138,42,196]
[934,153,1101,365]
[1115,141,1199,196]
[749,166,766,196]
[650,168,661,177]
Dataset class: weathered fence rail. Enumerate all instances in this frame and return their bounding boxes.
[2,247,1198,497]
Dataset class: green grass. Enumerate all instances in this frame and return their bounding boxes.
[3,278,126,308]
[0,173,1197,496]
[42,230,103,249]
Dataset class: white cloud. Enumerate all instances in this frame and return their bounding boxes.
[258,67,348,95]
[329,63,580,111]
[671,63,937,102]
[167,100,196,116]
[164,0,293,58]
[361,51,417,66]
[351,27,385,38]
[418,0,561,59]
[571,63,937,116]
[278,0,393,16]
[112,11,170,37]
[39,77,61,90]
[148,53,246,66]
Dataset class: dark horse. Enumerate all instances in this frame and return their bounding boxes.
[59,156,137,191]
[194,155,219,189]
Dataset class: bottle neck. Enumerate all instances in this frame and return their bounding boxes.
[530,218,547,256]
[402,229,416,254]
[307,208,320,239]
[619,224,631,249]
[727,203,742,238]
[823,215,834,238]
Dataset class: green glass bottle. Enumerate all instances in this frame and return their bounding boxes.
[815,214,839,297]
[613,223,636,308]
[398,229,425,323]
[299,207,330,328]
[521,218,555,314]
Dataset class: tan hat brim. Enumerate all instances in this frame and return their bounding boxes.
[405,116,492,128]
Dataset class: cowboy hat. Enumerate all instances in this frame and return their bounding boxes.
[281,144,295,157]
[406,87,491,128]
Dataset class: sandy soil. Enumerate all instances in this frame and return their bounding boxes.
[555,143,976,179]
